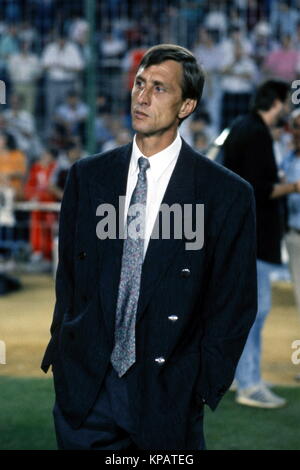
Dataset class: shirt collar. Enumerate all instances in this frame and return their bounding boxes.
[130,133,182,181]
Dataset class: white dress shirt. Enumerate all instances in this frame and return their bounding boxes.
[124,133,182,258]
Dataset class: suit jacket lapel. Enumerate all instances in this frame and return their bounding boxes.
[136,140,197,323]
[88,144,132,334]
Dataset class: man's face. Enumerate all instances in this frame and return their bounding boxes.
[131,60,196,137]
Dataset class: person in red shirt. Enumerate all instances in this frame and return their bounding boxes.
[24,149,57,261]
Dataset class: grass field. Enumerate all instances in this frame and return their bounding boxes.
[0,377,299,450]
[0,274,300,450]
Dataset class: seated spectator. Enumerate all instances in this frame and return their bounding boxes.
[24,148,57,263]
[0,130,26,201]
[49,141,83,201]
[263,34,300,82]
[3,93,42,163]
[95,104,115,153]
[47,121,73,154]
[8,40,41,114]
[55,90,89,144]
[0,130,27,253]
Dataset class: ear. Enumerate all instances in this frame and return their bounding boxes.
[178,99,197,120]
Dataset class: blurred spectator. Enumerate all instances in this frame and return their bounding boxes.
[24,148,57,263]
[29,0,56,37]
[55,90,89,144]
[47,121,73,154]
[193,27,222,134]
[282,108,300,314]
[0,23,19,74]
[18,21,38,47]
[3,93,42,162]
[94,94,116,151]
[102,128,132,152]
[237,0,265,32]
[263,34,300,82]
[100,31,126,112]
[204,4,228,41]
[41,32,85,131]
[293,20,300,51]
[69,16,89,46]
[194,130,209,153]
[190,109,215,143]
[271,0,299,38]
[250,21,276,78]
[68,15,90,63]
[220,24,253,63]
[271,117,291,168]
[8,40,41,114]
[0,130,26,201]
[49,141,83,200]
[220,40,256,130]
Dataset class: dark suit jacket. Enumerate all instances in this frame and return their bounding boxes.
[41,139,257,449]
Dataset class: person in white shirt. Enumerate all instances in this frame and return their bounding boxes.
[3,93,42,162]
[220,39,257,130]
[41,32,85,131]
[8,40,41,114]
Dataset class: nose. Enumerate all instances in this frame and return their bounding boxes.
[136,87,151,106]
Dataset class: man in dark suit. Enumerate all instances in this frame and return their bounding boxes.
[41,44,257,450]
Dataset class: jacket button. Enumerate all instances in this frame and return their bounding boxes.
[181,268,191,278]
[168,315,178,322]
[78,251,87,259]
[154,357,165,365]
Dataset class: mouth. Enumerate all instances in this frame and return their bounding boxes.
[133,110,149,119]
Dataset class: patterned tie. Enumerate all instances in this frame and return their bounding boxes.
[111,156,150,377]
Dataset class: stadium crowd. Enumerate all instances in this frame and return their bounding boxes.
[0,0,300,273]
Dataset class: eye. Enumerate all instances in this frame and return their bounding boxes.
[135,79,144,89]
[155,86,165,93]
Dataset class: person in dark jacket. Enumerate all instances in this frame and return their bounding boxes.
[223,79,300,408]
[41,44,257,450]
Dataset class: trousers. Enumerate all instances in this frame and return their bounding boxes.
[53,363,206,450]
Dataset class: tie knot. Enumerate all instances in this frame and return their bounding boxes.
[138,156,150,174]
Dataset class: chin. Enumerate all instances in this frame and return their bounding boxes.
[132,121,152,135]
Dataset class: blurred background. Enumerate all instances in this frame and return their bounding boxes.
[0,0,300,450]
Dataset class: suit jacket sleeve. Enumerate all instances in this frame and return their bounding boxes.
[41,162,79,372]
[196,184,257,410]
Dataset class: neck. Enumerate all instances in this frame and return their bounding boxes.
[135,129,178,157]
